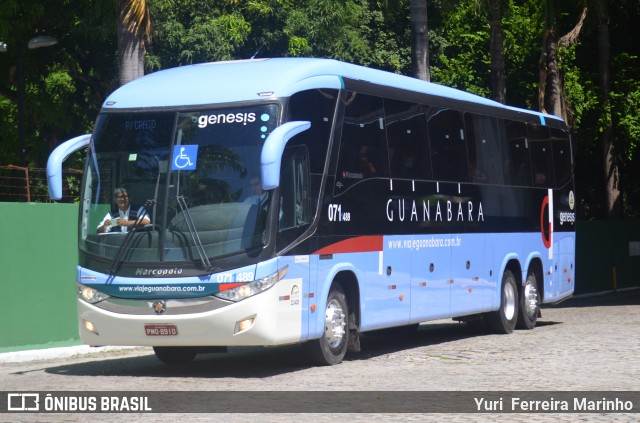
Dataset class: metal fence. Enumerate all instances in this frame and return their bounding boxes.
[0,165,82,203]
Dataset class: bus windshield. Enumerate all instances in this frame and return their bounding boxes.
[80,104,280,268]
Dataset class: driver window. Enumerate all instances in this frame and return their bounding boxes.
[279,146,311,232]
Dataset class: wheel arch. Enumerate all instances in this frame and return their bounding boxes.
[497,255,522,304]
[332,270,361,331]
[312,264,362,339]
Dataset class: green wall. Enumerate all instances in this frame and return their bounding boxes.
[0,202,80,352]
[0,202,638,353]
[575,220,640,294]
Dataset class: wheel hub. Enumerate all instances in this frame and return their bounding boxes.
[524,283,538,317]
[504,282,516,321]
[324,299,346,348]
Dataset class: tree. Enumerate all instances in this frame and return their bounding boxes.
[429,1,490,97]
[594,0,621,218]
[411,0,430,81]
[538,1,587,124]
[486,0,506,103]
[0,0,117,166]
[118,0,151,86]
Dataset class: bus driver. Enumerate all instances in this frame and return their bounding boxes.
[97,188,150,233]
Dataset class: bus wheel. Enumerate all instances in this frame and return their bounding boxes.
[516,270,539,330]
[153,346,198,364]
[306,284,350,365]
[486,269,518,334]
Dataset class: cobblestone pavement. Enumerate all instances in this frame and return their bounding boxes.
[1,290,638,422]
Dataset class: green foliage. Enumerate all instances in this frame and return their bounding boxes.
[149,1,252,67]
[0,0,116,167]
[429,1,490,97]
[284,0,372,63]
[0,0,638,216]
[502,0,543,109]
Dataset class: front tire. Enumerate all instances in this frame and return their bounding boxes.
[153,346,198,364]
[306,285,350,365]
[486,269,518,334]
[516,270,540,329]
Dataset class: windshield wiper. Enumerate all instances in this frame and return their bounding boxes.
[176,195,214,272]
[107,199,154,275]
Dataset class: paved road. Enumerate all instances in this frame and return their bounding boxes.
[1,290,639,422]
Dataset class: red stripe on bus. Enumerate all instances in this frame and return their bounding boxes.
[313,236,383,255]
[219,283,243,292]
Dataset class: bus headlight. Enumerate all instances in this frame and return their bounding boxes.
[78,283,111,304]
[215,266,288,302]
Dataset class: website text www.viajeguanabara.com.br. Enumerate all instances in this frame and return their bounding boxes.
[387,235,462,251]
[117,285,206,294]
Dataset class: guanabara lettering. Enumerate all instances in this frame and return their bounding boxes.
[386,198,484,223]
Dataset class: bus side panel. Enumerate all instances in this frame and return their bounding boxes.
[450,233,491,317]
[275,255,310,342]
[364,236,411,330]
[547,232,575,302]
[409,235,452,322]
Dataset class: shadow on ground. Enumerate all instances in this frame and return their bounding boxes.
[40,320,540,379]
[546,288,640,309]
[38,290,640,379]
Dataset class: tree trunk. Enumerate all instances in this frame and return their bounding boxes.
[411,0,430,82]
[539,29,564,118]
[488,0,506,104]
[538,7,587,124]
[118,0,145,86]
[597,1,622,218]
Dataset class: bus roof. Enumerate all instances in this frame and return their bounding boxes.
[103,58,561,124]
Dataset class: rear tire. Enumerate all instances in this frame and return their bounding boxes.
[153,346,198,364]
[486,269,518,334]
[516,270,540,330]
[306,285,350,365]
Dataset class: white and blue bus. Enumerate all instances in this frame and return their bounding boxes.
[47,58,575,365]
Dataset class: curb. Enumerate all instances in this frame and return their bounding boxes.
[0,345,144,364]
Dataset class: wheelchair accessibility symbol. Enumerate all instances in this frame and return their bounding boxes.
[172,145,198,170]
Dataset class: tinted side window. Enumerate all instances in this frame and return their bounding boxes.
[465,114,504,184]
[288,89,338,174]
[336,92,388,192]
[550,128,572,188]
[428,108,469,182]
[384,98,431,180]
[279,146,311,231]
[529,124,555,187]
[504,121,532,186]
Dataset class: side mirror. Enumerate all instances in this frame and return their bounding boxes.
[47,134,91,200]
[260,121,310,190]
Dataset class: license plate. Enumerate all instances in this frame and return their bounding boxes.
[145,324,178,336]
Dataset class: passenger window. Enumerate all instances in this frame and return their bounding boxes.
[465,114,503,184]
[550,128,572,189]
[384,98,431,180]
[529,124,555,187]
[428,108,469,182]
[336,92,388,193]
[504,121,532,186]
